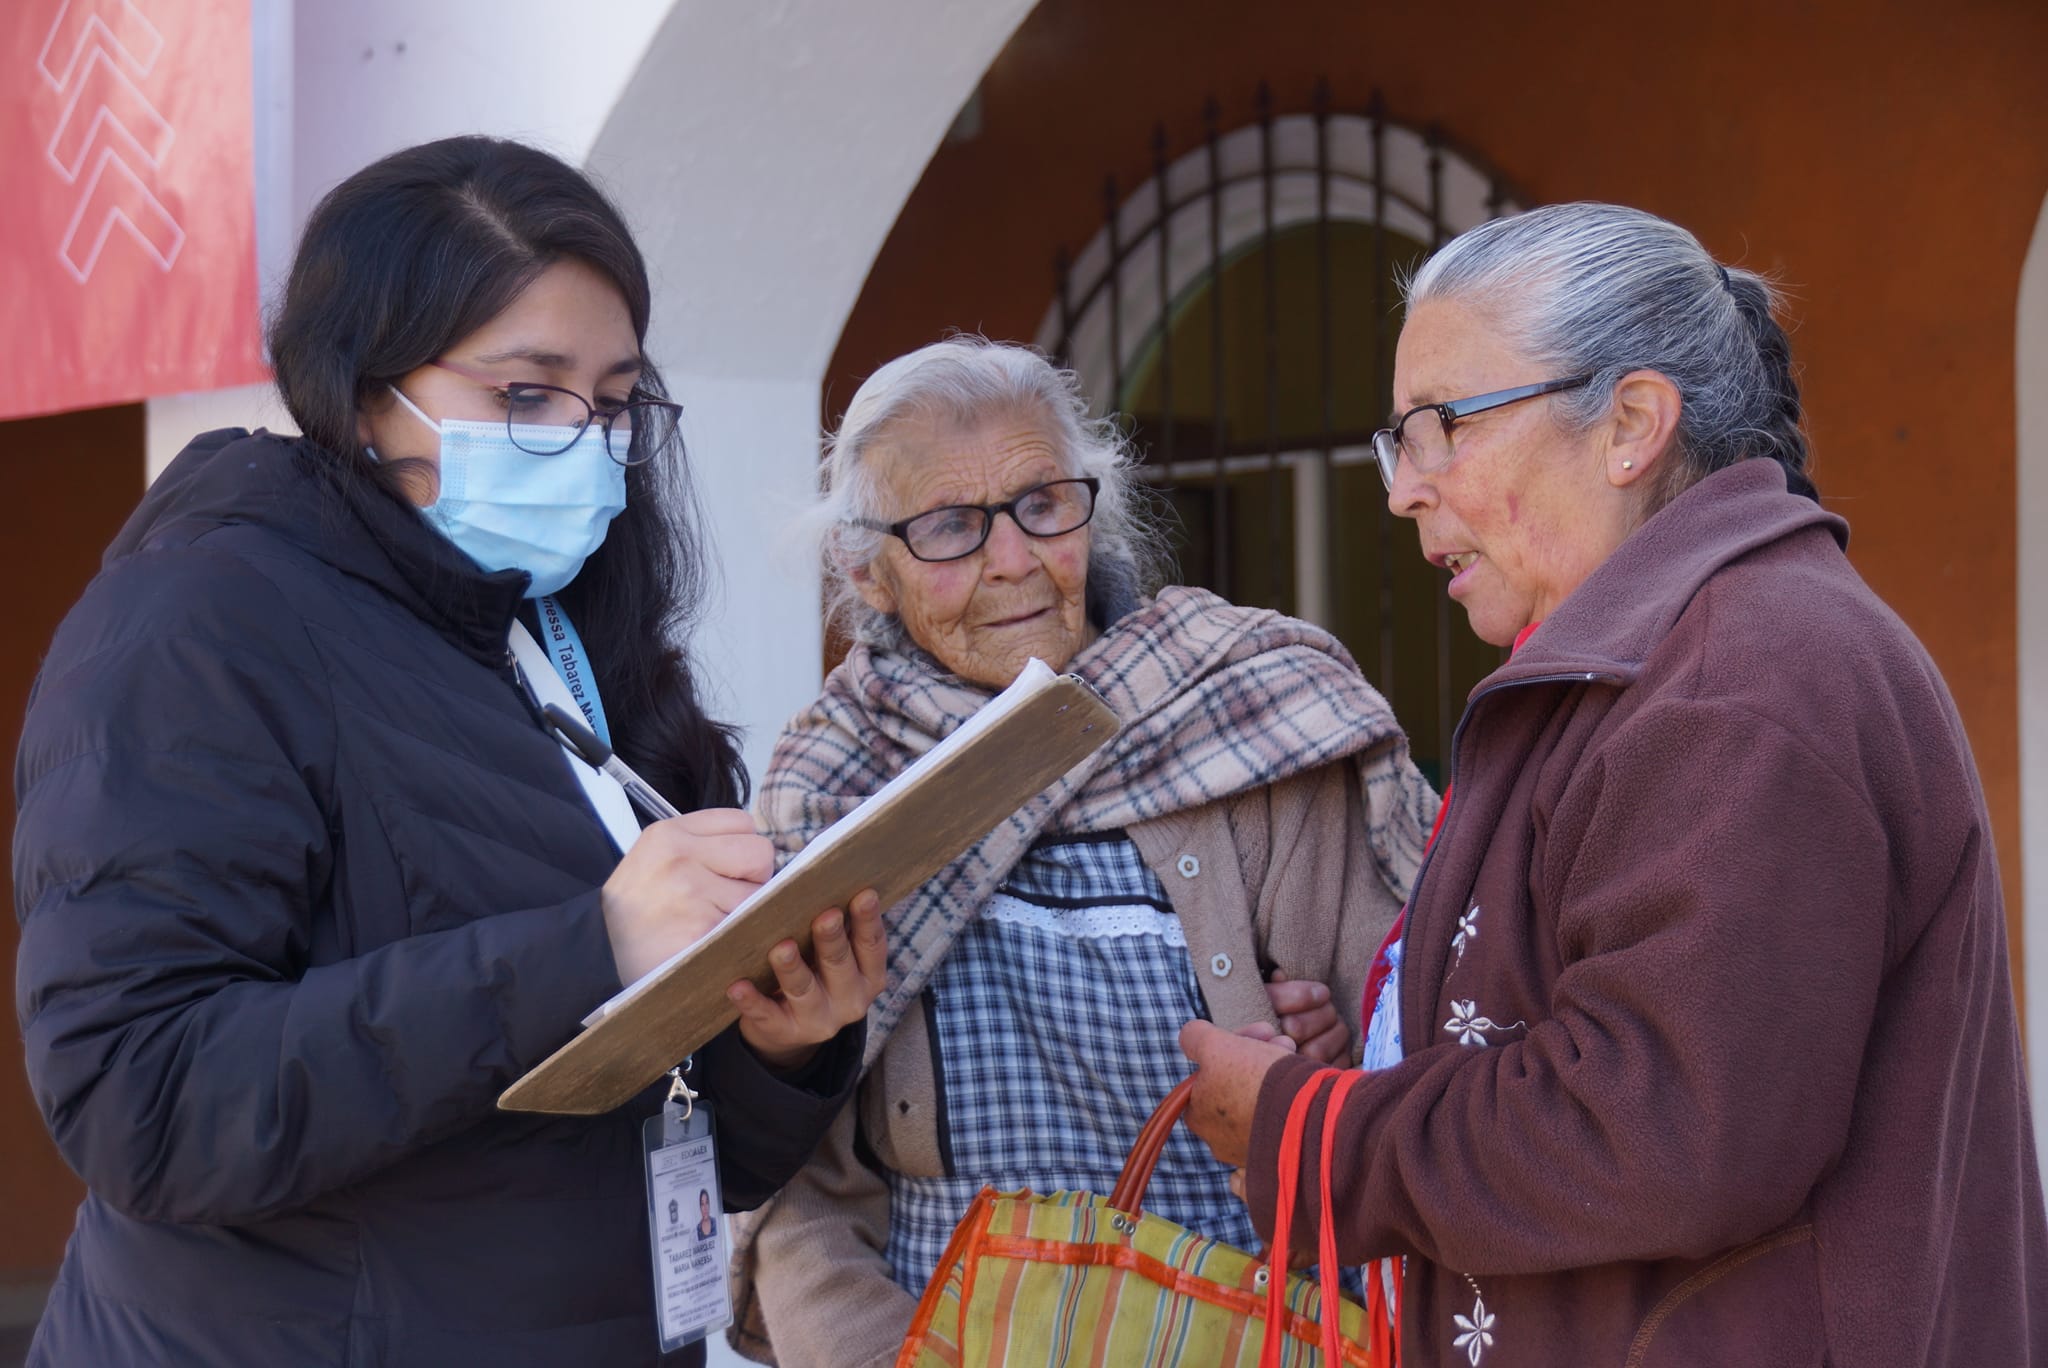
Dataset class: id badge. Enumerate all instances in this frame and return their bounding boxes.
[643,1065,732,1353]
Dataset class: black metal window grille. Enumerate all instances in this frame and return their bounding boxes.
[1040,83,1520,785]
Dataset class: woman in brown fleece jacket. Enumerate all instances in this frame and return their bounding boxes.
[1182,202,2048,1367]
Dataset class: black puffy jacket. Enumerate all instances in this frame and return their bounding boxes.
[13,430,858,1365]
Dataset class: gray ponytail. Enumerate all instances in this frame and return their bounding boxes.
[1404,202,1816,504]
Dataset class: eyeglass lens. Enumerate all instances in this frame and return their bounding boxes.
[611,402,678,466]
[902,480,1097,561]
[503,384,677,466]
[1392,409,1458,489]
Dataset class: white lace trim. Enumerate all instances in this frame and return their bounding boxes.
[980,893,1188,945]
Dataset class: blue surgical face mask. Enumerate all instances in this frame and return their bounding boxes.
[389,386,627,597]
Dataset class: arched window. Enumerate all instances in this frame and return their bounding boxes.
[1038,85,1518,784]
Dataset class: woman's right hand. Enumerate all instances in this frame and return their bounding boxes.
[599,808,774,986]
[728,891,887,1070]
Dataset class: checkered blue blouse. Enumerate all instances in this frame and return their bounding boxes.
[883,833,1259,1291]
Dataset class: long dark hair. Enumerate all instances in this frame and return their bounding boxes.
[268,135,744,808]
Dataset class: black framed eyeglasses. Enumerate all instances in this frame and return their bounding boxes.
[855,477,1101,563]
[1370,374,1593,490]
[428,359,682,467]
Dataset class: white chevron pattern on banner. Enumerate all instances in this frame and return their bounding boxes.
[36,0,184,283]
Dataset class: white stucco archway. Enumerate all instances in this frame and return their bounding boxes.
[2019,189,2048,1171]
[590,1,1037,777]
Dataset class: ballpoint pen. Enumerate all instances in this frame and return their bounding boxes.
[541,702,684,823]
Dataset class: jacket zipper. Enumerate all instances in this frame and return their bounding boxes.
[1396,669,1619,1054]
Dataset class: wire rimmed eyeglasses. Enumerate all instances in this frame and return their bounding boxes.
[854,477,1101,563]
[427,358,682,467]
[1370,375,1593,490]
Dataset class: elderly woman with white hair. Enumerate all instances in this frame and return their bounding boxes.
[1180,203,2048,1366]
[726,336,1437,1367]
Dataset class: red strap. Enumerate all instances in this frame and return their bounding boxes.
[1361,1255,1405,1366]
[1422,782,1455,853]
[1359,784,1453,1027]
[1389,1257,1405,1363]
[1357,909,1405,1028]
[1317,1069,1366,1363]
[1257,1068,1373,1365]
[1259,1068,1337,1368]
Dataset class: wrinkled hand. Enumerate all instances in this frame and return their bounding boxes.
[728,890,887,1071]
[1265,971,1349,1063]
[600,809,773,986]
[1179,1018,1297,1169]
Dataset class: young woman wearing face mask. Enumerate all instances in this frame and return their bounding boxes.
[12,136,885,1367]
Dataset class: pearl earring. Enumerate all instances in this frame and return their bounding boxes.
[1621,460,1634,471]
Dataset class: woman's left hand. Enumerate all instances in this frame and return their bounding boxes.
[1265,971,1350,1062]
[1179,1018,1297,1168]
[728,889,886,1071]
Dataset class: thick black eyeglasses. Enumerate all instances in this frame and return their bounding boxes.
[1370,375,1593,489]
[428,359,682,467]
[855,478,1101,563]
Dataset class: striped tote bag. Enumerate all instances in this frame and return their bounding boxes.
[897,1067,1398,1367]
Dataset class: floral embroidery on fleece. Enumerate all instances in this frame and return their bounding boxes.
[1443,999,1526,1047]
[1453,1291,1496,1365]
[1450,903,1480,967]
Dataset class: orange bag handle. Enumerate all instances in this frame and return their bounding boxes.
[1261,1069,1329,1368]
[1113,1069,1394,1366]
[1108,1075,1196,1213]
[1259,1067,1375,1368]
[1315,1070,1366,1360]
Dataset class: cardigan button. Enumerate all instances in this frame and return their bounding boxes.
[1210,953,1232,978]
[1176,854,1201,879]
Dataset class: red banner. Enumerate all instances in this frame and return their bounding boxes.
[1,0,266,421]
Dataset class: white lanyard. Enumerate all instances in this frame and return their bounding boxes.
[509,620,642,855]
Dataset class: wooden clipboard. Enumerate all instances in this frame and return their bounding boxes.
[498,671,1120,1115]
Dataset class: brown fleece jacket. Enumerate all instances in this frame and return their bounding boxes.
[1248,460,2048,1367]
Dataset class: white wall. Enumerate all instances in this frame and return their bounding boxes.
[2020,190,2048,1176]
[285,0,675,228]
[145,0,676,480]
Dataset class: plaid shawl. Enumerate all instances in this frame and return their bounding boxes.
[754,583,1432,1070]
